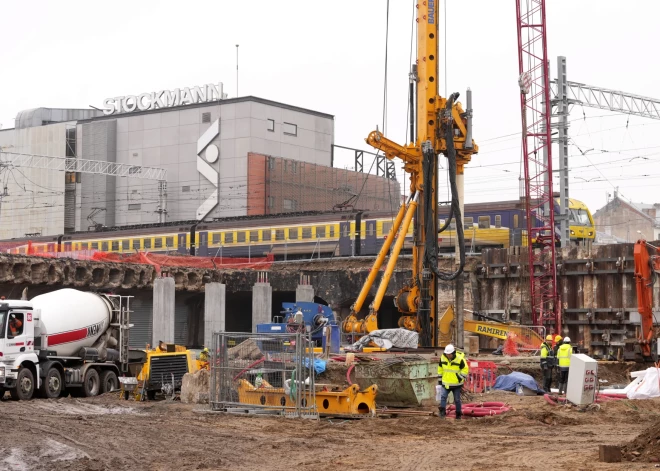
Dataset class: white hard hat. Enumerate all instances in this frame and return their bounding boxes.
[444,344,455,354]
[564,337,571,343]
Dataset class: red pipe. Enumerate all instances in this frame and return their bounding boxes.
[346,364,355,385]
[232,357,266,381]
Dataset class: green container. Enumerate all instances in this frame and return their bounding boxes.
[355,360,439,407]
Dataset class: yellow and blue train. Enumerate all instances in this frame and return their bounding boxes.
[4,198,594,259]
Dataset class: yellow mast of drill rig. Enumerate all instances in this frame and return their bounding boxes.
[343,0,478,347]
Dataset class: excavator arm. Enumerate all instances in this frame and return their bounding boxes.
[634,239,659,358]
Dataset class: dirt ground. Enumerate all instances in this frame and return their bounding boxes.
[2,385,660,471]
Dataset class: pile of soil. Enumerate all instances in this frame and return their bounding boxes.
[621,419,660,462]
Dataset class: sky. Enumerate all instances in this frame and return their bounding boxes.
[2,0,660,215]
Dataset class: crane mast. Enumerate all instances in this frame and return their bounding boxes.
[343,0,478,347]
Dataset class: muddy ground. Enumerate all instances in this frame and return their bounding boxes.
[2,385,659,471]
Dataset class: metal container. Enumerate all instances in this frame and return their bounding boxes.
[355,359,439,407]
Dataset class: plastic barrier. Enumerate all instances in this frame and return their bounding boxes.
[464,361,498,394]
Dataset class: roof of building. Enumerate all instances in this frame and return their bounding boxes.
[593,195,660,227]
[14,108,102,129]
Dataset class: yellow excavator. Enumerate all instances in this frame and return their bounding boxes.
[343,0,478,346]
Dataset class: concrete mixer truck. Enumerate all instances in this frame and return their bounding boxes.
[0,288,132,400]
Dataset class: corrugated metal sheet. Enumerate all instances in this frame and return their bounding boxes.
[129,296,153,348]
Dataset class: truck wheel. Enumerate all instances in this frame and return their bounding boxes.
[82,369,100,397]
[39,368,63,399]
[10,368,35,401]
[100,371,118,394]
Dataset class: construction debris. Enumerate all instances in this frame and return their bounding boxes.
[181,369,210,404]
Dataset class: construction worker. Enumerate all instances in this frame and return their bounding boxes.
[553,335,563,355]
[540,335,555,392]
[557,337,573,394]
[8,314,22,337]
[199,347,210,363]
[437,344,469,420]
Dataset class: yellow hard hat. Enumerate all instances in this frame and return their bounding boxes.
[203,347,209,353]
[554,335,562,342]
[546,335,553,341]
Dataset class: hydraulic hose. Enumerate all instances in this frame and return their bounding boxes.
[424,92,465,281]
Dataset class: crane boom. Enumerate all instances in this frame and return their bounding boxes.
[343,1,478,347]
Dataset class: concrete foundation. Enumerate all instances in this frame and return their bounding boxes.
[153,277,175,345]
[204,283,226,347]
[252,282,272,332]
[295,284,315,303]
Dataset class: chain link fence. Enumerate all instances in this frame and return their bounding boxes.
[210,332,318,418]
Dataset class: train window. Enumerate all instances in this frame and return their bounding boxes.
[132,240,140,250]
[495,215,502,228]
[225,232,234,243]
[289,228,298,240]
[165,237,174,248]
[513,214,519,229]
[448,219,456,231]
[463,217,474,230]
[250,231,259,242]
[302,227,312,239]
[144,238,152,249]
[212,233,221,244]
[237,232,246,243]
[366,224,375,236]
[329,226,335,238]
[154,238,163,249]
[478,216,491,229]
[262,230,271,241]
[382,221,393,235]
[122,240,130,250]
[101,242,108,251]
[90,242,98,250]
[341,225,350,237]
[316,226,326,238]
[275,229,285,241]
[111,240,119,251]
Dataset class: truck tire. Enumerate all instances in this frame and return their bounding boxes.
[100,370,118,394]
[39,368,63,399]
[82,369,100,397]
[10,368,35,401]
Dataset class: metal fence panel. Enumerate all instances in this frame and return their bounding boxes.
[210,332,317,419]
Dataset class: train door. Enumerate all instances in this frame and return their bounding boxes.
[363,220,377,255]
[177,233,187,254]
[339,221,351,256]
[198,231,208,257]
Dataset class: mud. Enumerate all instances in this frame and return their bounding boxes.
[2,389,660,470]
[622,419,660,463]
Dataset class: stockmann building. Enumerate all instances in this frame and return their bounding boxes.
[0,82,350,239]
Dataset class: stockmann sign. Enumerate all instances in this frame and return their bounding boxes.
[102,82,227,115]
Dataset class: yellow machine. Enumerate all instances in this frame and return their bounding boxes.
[122,343,197,401]
[344,0,478,346]
[237,379,378,417]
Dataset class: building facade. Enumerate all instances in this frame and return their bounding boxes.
[593,193,660,242]
[0,88,401,240]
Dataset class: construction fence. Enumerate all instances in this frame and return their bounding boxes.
[209,332,318,419]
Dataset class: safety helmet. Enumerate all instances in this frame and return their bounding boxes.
[554,335,562,342]
[203,347,209,353]
[564,337,571,343]
[444,344,455,354]
[546,335,553,341]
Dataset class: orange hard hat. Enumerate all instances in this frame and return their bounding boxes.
[554,335,562,342]
[546,335,553,341]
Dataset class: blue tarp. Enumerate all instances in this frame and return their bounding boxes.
[303,358,326,375]
[494,372,542,393]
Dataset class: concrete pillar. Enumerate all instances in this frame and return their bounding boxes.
[296,284,314,303]
[204,283,226,348]
[252,282,272,332]
[152,277,175,346]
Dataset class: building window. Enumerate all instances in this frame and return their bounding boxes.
[291,161,298,174]
[275,229,285,241]
[478,216,491,229]
[132,189,138,195]
[302,227,312,239]
[495,215,502,228]
[267,119,275,132]
[128,203,141,211]
[268,158,275,170]
[283,199,297,211]
[289,228,298,240]
[237,232,246,243]
[262,230,271,241]
[316,226,326,238]
[268,196,275,208]
[202,112,211,123]
[212,233,221,244]
[283,122,297,136]
[250,231,259,242]
[182,186,190,193]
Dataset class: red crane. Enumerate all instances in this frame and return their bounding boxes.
[515,0,560,333]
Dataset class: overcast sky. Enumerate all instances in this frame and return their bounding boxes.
[2,0,660,214]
